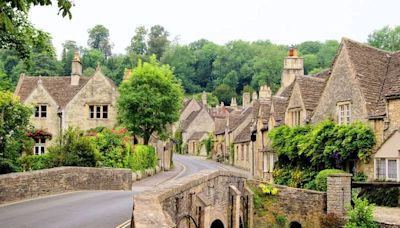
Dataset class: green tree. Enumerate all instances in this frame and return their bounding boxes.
[368,25,400,51]
[0,0,73,59]
[87,25,113,57]
[344,196,378,228]
[147,25,170,59]
[81,49,106,69]
[60,40,79,75]
[0,64,13,91]
[0,91,32,173]
[212,84,235,105]
[127,26,147,55]
[118,56,184,144]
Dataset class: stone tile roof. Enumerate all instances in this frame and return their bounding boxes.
[252,100,260,119]
[228,107,252,133]
[342,38,392,117]
[187,131,208,140]
[259,101,272,124]
[16,76,91,108]
[233,122,251,143]
[181,110,201,130]
[384,52,400,99]
[279,81,295,98]
[311,69,331,79]
[296,75,327,113]
[271,96,288,126]
[214,117,226,135]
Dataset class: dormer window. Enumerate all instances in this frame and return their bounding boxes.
[89,105,109,119]
[34,105,47,118]
[337,102,351,125]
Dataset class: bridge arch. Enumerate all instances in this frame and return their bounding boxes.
[289,221,302,228]
[210,219,224,228]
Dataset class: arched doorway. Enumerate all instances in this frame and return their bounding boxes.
[289,221,302,228]
[210,219,224,228]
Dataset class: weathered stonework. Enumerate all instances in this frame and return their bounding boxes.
[132,170,252,228]
[327,173,352,216]
[0,167,132,204]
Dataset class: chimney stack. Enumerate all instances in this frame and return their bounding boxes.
[71,51,82,86]
[277,46,304,95]
[201,91,207,106]
[242,92,250,107]
[259,85,272,101]
[231,97,237,108]
[252,91,258,102]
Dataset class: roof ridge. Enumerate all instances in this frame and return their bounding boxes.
[342,37,394,55]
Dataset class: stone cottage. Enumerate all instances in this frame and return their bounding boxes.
[312,38,400,181]
[14,52,118,154]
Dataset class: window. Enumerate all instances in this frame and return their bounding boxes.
[388,160,397,180]
[338,102,351,125]
[376,158,386,179]
[246,144,249,161]
[241,145,244,160]
[34,105,47,118]
[89,105,109,119]
[236,146,239,161]
[34,138,46,155]
[289,109,301,126]
[263,152,268,172]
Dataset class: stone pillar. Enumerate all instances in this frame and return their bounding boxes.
[327,173,352,216]
[229,185,241,228]
[242,93,250,108]
[244,186,254,228]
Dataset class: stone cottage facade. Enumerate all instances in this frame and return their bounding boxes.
[14,52,118,154]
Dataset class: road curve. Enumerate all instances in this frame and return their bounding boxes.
[0,154,248,228]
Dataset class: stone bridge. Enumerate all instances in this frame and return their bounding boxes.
[131,170,253,228]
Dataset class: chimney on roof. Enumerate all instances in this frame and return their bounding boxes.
[231,97,237,108]
[243,92,250,108]
[71,51,82,86]
[252,91,258,102]
[259,85,272,101]
[201,91,207,106]
[276,46,304,95]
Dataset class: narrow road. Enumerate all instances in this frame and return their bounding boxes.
[0,154,248,228]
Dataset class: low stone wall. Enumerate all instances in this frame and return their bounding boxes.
[132,170,251,228]
[0,166,132,204]
[249,180,327,228]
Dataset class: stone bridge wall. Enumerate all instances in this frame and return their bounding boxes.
[132,170,252,228]
[0,167,132,204]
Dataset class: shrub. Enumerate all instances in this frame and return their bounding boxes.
[48,127,98,167]
[361,187,399,207]
[18,154,54,171]
[130,145,157,171]
[344,196,377,228]
[352,172,367,182]
[315,169,345,191]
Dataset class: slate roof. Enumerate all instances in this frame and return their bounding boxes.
[188,131,208,140]
[295,75,327,112]
[271,96,288,126]
[233,122,251,143]
[341,38,393,117]
[16,76,91,108]
[214,117,227,135]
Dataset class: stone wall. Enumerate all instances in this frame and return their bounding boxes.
[132,170,252,228]
[249,180,327,228]
[0,167,132,204]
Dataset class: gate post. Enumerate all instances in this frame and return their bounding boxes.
[327,173,352,216]
[230,186,241,228]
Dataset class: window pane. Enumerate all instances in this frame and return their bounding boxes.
[40,138,45,144]
[96,106,101,118]
[103,106,108,119]
[89,106,94,118]
[35,106,39,117]
[388,160,397,179]
[377,159,386,179]
[40,146,45,155]
[35,147,39,155]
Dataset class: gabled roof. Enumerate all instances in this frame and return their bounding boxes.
[384,52,400,99]
[188,131,208,140]
[341,38,392,117]
[233,122,251,143]
[228,107,252,133]
[295,75,327,112]
[16,76,90,108]
[181,110,201,130]
[271,96,288,125]
[214,117,227,135]
[258,101,272,124]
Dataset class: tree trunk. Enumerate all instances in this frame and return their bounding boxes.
[143,134,150,145]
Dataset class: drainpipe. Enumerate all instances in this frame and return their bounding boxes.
[57,107,62,145]
[251,131,257,177]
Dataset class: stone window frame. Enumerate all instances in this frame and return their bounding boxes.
[337,101,351,125]
[374,157,400,182]
[246,143,249,161]
[34,138,46,155]
[241,144,244,160]
[288,107,302,127]
[88,104,109,119]
[34,104,47,118]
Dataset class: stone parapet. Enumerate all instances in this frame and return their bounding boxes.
[0,166,132,204]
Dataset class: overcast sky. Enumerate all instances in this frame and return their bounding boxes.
[29,0,399,57]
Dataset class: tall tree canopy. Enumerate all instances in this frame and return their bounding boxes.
[117,56,184,144]
[87,25,113,57]
[368,25,400,51]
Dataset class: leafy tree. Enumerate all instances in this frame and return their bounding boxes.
[0,91,32,173]
[297,41,322,55]
[317,40,339,69]
[344,196,378,228]
[81,48,106,69]
[368,25,400,51]
[147,25,170,59]
[212,84,235,105]
[127,26,147,55]
[0,0,73,59]
[87,25,113,57]
[0,64,13,91]
[118,56,184,144]
[28,52,62,76]
[60,40,79,75]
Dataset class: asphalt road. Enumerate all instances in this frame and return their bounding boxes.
[0,154,247,228]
